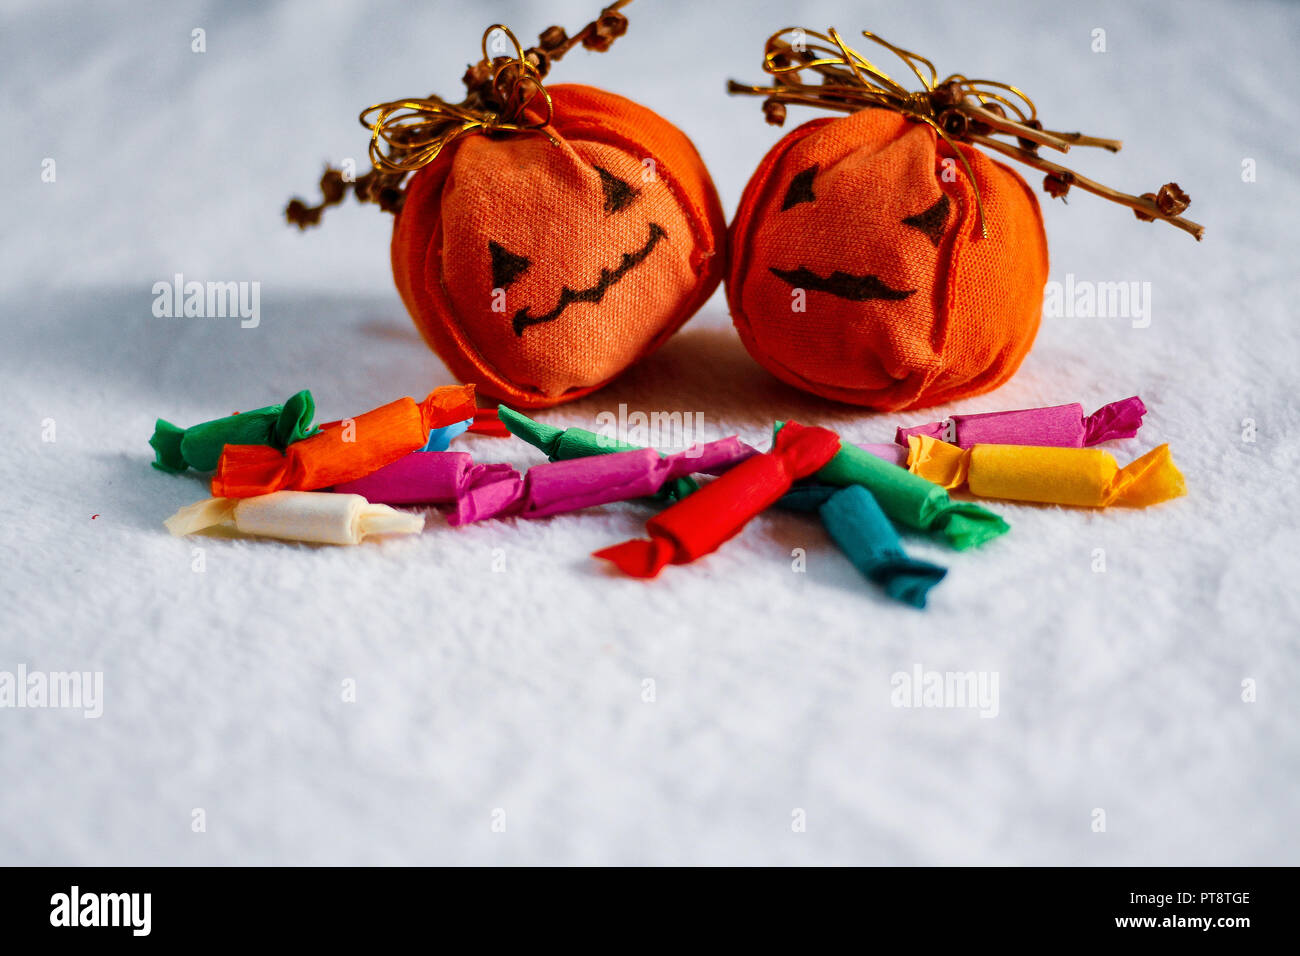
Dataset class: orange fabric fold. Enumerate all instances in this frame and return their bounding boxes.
[212,385,475,497]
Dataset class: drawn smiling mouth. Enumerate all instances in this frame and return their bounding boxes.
[512,223,668,336]
[769,266,915,302]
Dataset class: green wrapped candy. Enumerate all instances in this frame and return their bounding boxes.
[150,390,318,473]
[776,422,1008,550]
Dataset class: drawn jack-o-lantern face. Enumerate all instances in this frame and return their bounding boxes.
[393,84,726,408]
[727,107,1049,411]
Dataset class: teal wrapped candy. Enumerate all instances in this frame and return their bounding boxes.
[780,484,947,608]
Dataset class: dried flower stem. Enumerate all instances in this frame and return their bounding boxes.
[729,27,1203,240]
[969,134,1204,240]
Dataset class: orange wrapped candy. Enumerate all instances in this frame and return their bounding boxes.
[212,385,475,498]
[727,28,1202,411]
[288,7,725,408]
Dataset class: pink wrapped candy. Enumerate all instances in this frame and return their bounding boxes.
[449,437,756,526]
[332,451,517,505]
[895,396,1146,449]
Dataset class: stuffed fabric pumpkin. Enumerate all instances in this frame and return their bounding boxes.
[393,84,726,408]
[726,27,1202,412]
[728,107,1047,411]
[287,8,726,409]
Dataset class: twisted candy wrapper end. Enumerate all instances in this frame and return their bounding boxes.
[905,435,967,489]
[936,504,1010,550]
[592,536,677,579]
[149,419,188,473]
[273,390,319,447]
[355,504,426,538]
[894,421,948,447]
[164,497,238,536]
[498,405,564,457]
[816,484,947,610]
[1110,443,1185,507]
[881,564,948,609]
[1083,395,1148,445]
[418,384,478,431]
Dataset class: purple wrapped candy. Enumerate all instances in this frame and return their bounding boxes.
[332,451,517,505]
[448,436,755,526]
[895,396,1147,449]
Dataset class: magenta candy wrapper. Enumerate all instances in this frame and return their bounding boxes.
[895,397,1146,449]
[448,436,757,525]
[1081,396,1149,445]
[332,451,518,505]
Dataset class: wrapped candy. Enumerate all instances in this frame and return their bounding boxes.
[333,451,518,506]
[905,435,1186,508]
[287,5,726,408]
[791,425,1009,550]
[149,390,317,473]
[779,484,946,608]
[504,403,896,475]
[726,28,1201,410]
[211,385,476,498]
[165,491,424,545]
[420,418,473,452]
[896,396,1146,449]
[594,421,841,577]
[499,405,743,501]
[449,436,754,525]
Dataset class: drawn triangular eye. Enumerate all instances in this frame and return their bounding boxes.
[902,194,951,247]
[594,165,639,214]
[488,240,531,289]
[781,164,818,210]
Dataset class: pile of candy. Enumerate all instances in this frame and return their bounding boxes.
[151,390,1183,609]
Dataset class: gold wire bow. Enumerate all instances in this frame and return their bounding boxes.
[728,28,1203,240]
[285,2,632,228]
[361,24,559,174]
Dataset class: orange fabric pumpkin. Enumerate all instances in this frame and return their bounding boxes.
[392,84,727,408]
[727,107,1049,411]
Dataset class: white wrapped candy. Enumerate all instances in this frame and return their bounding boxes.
[165,491,423,545]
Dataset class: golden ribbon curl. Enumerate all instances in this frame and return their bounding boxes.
[361,25,559,174]
[728,28,1204,240]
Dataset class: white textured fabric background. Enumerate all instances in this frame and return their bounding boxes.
[1,0,1297,865]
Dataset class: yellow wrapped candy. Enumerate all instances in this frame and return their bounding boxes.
[906,436,1185,508]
